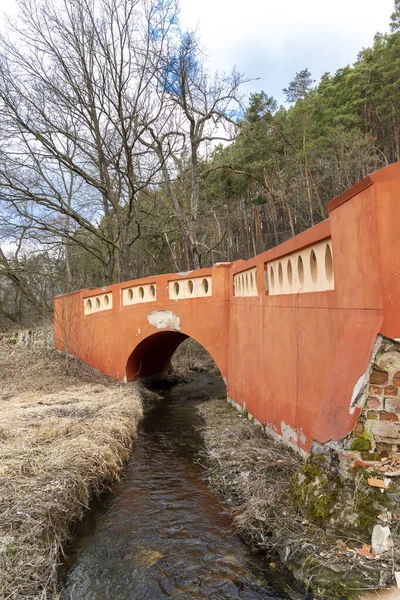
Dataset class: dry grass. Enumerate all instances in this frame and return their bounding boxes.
[0,344,143,600]
[198,400,303,552]
[172,338,219,375]
[198,400,395,597]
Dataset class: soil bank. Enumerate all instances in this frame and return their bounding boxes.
[197,398,400,599]
[0,342,143,600]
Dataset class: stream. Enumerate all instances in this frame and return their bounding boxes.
[59,374,296,600]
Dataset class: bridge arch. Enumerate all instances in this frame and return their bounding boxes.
[125,331,223,381]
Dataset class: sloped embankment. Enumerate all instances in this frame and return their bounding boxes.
[0,345,143,600]
[198,400,399,599]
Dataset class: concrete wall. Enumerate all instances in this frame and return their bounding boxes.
[54,162,400,455]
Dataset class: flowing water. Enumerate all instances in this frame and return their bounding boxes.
[60,374,296,600]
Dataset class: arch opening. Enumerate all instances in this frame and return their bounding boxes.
[310,249,318,284]
[287,260,293,287]
[278,262,283,287]
[297,255,304,286]
[325,244,333,282]
[125,332,222,383]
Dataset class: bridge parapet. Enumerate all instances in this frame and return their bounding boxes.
[266,237,334,295]
[233,267,258,297]
[122,282,157,305]
[168,275,212,300]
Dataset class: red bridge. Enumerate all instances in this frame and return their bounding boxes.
[54,163,400,458]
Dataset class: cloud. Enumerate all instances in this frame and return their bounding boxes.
[1,0,394,104]
[179,0,394,103]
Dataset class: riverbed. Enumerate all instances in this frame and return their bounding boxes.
[59,374,295,599]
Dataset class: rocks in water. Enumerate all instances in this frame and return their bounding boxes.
[134,549,164,568]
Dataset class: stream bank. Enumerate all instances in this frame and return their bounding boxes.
[0,342,143,600]
[59,374,297,599]
[198,398,400,599]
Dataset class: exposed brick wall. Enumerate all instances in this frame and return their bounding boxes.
[350,338,400,459]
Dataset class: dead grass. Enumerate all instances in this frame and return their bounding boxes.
[172,338,219,375]
[198,400,395,598]
[198,400,303,551]
[0,345,143,600]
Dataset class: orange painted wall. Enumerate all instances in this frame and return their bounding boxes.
[54,163,400,454]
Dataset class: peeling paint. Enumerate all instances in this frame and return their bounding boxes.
[349,335,383,414]
[299,429,307,445]
[281,420,298,444]
[147,309,181,332]
[349,374,365,415]
[177,270,193,276]
[224,399,309,458]
[265,420,278,433]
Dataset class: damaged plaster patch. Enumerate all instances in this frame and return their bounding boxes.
[281,420,298,444]
[299,429,307,445]
[349,374,365,414]
[349,335,384,414]
[281,421,307,446]
[148,309,181,332]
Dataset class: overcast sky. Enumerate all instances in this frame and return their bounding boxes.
[179,0,394,104]
[0,0,394,105]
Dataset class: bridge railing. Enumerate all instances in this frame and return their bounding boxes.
[75,263,232,321]
[228,161,400,341]
[230,218,332,302]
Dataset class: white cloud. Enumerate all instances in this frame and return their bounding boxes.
[179,0,394,102]
[0,0,394,104]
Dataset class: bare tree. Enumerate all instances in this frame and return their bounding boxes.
[0,0,181,283]
[147,31,248,269]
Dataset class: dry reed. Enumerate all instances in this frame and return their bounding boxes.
[0,345,143,599]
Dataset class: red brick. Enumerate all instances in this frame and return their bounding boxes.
[385,398,400,413]
[370,369,389,385]
[393,377,400,388]
[369,385,384,396]
[394,371,400,379]
[380,412,398,422]
[384,386,398,397]
[366,396,382,409]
